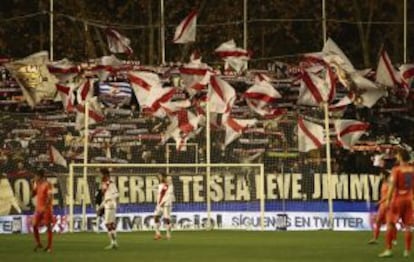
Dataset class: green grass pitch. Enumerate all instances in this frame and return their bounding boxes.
[0,231,409,262]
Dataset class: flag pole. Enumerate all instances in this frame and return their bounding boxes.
[323,102,333,229]
[206,83,212,228]
[322,0,327,45]
[82,101,89,231]
[243,0,248,50]
[160,0,166,64]
[49,0,54,61]
[403,0,407,63]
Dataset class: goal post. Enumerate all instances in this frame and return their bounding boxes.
[68,162,265,233]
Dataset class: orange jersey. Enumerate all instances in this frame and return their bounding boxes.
[391,164,414,200]
[34,180,52,212]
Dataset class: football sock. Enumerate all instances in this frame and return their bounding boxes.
[404,230,412,251]
[47,227,53,248]
[33,226,40,245]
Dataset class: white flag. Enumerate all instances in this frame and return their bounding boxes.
[106,28,133,55]
[297,117,325,152]
[173,10,198,44]
[297,68,335,106]
[5,51,58,107]
[49,145,67,168]
[335,119,369,150]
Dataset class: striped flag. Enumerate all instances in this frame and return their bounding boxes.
[105,28,133,55]
[128,71,176,116]
[399,64,414,88]
[75,97,104,130]
[209,76,236,113]
[98,81,132,107]
[297,117,325,152]
[215,39,250,73]
[179,52,212,95]
[335,119,369,150]
[173,10,197,44]
[90,55,126,82]
[55,83,76,112]
[223,114,257,146]
[297,68,335,106]
[47,59,80,83]
[76,78,94,105]
[376,49,401,88]
[244,79,282,116]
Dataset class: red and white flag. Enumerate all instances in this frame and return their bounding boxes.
[105,28,133,55]
[208,76,236,113]
[223,114,257,146]
[49,145,67,168]
[180,52,212,95]
[76,78,94,105]
[335,119,369,150]
[215,39,250,72]
[173,10,197,44]
[297,68,335,106]
[47,59,80,83]
[75,97,104,130]
[399,64,414,87]
[244,80,282,116]
[297,117,325,152]
[162,110,201,150]
[55,83,75,112]
[128,71,176,116]
[376,49,401,88]
[90,55,126,82]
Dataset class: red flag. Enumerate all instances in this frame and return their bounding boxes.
[297,117,325,152]
[106,28,133,55]
[335,119,369,150]
[173,10,197,44]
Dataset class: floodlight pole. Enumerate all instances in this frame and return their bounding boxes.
[243,0,248,50]
[49,0,54,61]
[403,0,407,63]
[160,0,166,65]
[322,0,327,45]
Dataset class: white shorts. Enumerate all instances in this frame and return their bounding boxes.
[104,202,117,224]
[154,205,172,219]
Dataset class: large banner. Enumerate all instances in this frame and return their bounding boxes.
[1,171,381,233]
[0,211,377,234]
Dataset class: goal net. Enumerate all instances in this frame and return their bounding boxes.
[68,163,264,232]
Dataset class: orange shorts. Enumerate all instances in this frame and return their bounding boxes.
[33,209,54,227]
[386,198,413,226]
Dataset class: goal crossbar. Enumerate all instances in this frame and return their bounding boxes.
[68,162,265,232]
